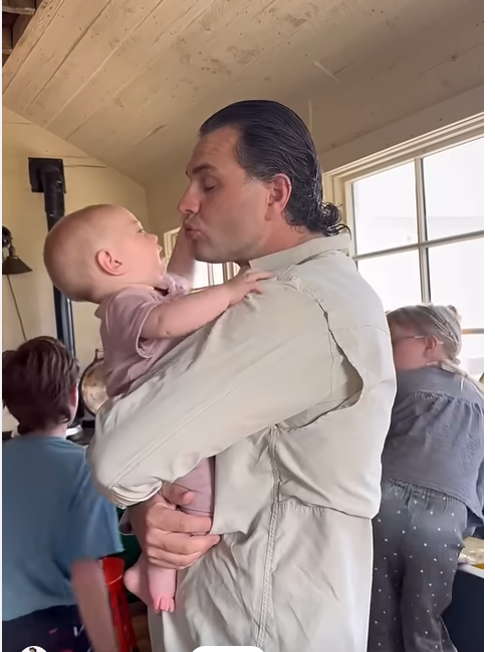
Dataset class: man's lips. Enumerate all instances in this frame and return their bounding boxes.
[184,226,201,239]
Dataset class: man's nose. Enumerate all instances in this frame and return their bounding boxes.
[178,187,200,217]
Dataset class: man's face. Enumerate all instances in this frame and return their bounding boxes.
[178,127,271,264]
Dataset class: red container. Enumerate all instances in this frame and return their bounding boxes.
[102,557,138,652]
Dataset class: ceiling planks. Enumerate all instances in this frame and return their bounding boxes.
[2,0,483,184]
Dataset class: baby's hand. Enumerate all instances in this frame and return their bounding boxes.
[225,268,272,306]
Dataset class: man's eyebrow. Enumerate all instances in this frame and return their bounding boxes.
[186,163,217,178]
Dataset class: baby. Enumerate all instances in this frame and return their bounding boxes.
[43,204,270,613]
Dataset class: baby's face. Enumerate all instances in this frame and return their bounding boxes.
[109,210,164,286]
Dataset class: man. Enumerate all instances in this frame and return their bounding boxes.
[89,100,396,652]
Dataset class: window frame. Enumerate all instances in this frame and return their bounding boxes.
[323,113,485,342]
[323,113,484,341]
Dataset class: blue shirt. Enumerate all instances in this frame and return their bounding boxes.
[2,435,123,621]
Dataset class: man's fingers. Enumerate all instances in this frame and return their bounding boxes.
[144,505,213,537]
[166,509,212,535]
[146,533,219,569]
[174,510,213,535]
[161,483,195,507]
[147,531,218,556]
[143,499,174,532]
[129,489,219,572]
[147,549,204,570]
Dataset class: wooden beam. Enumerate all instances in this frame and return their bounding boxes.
[3,0,36,8]
[12,14,32,46]
[2,7,35,15]
[2,0,36,16]
[2,25,13,54]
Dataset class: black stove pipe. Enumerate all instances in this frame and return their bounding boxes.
[28,158,76,357]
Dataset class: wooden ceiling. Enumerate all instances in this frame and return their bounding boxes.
[2,0,39,66]
[2,0,483,185]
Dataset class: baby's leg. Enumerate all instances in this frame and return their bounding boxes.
[124,554,177,613]
[126,459,215,612]
[144,459,215,611]
[139,459,215,611]
[147,563,177,613]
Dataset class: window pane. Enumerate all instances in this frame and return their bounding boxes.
[459,334,484,377]
[357,251,422,311]
[193,262,210,289]
[353,162,418,255]
[428,238,484,328]
[423,138,484,240]
[192,262,224,289]
[211,264,225,285]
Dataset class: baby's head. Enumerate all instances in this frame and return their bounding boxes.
[44,204,163,303]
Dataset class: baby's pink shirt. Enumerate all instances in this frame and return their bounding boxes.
[96,273,214,518]
[95,273,190,397]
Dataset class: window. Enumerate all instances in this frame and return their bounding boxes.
[325,119,484,377]
[163,228,234,289]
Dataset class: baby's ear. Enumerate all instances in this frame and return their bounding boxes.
[96,248,124,276]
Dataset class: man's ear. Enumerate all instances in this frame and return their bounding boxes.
[95,249,124,276]
[266,173,292,217]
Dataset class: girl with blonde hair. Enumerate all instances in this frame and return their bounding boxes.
[368,304,483,652]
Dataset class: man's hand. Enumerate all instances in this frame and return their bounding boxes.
[128,485,219,570]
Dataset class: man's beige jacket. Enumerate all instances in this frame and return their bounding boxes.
[89,234,396,652]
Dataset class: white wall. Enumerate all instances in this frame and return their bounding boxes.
[2,107,149,430]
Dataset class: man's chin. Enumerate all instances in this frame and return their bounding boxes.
[189,239,233,265]
[192,246,221,265]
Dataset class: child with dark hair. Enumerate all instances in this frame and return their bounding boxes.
[2,337,122,652]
